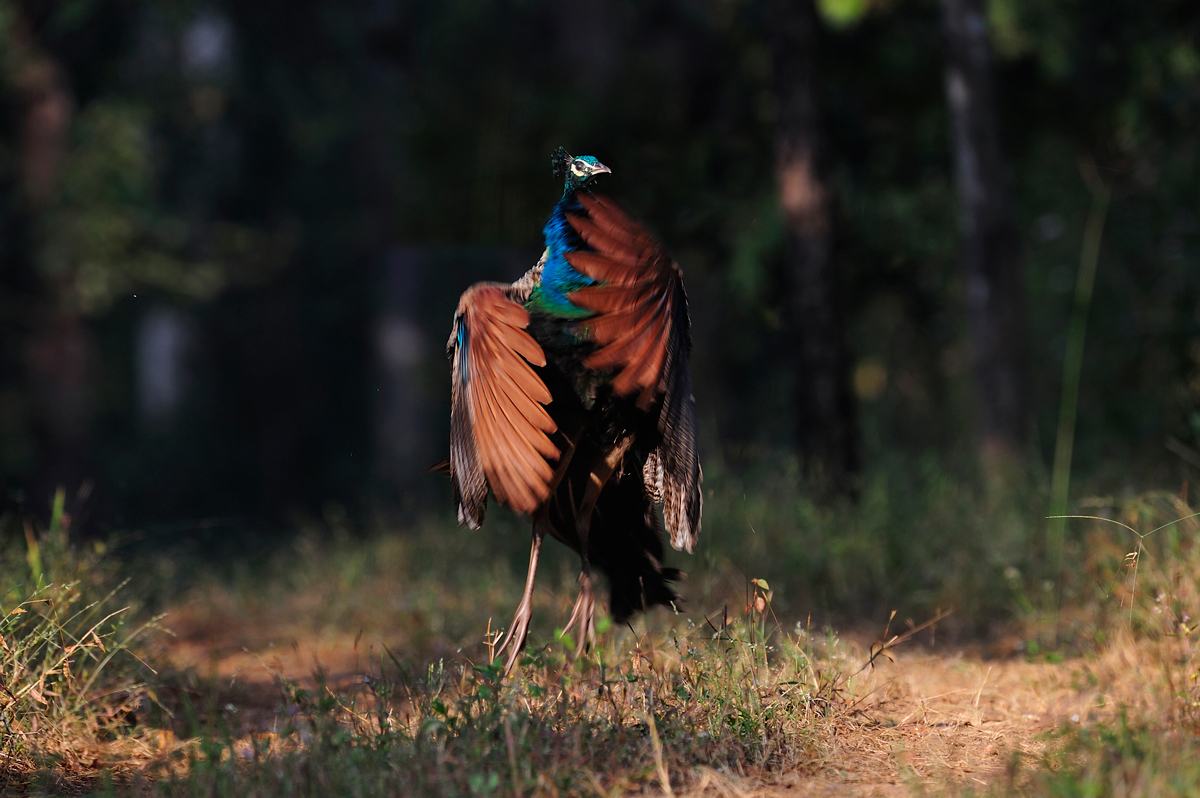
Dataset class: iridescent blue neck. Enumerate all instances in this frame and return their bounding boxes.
[528,187,595,319]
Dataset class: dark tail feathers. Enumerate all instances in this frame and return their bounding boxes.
[585,472,682,623]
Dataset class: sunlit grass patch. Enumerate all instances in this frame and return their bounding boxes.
[969,714,1200,798]
[8,474,1200,795]
[956,491,1200,797]
[1033,490,1200,651]
[130,600,852,797]
[0,491,161,793]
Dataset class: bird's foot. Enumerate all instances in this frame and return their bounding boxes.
[561,571,596,658]
[496,600,533,677]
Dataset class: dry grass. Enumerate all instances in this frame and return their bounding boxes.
[129,599,841,795]
[131,600,1196,797]
[5,487,1200,795]
[0,493,162,794]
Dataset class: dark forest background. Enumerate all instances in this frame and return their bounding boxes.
[1,0,1198,596]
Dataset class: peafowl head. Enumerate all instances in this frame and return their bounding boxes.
[552,147,611,195]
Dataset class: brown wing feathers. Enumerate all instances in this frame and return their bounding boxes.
[565,194,680,410]
[563,193,702,551]
[450,284,559,522]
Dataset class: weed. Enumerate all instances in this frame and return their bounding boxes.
[0,490,161,791]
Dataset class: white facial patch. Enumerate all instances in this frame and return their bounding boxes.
[570,162,587,177]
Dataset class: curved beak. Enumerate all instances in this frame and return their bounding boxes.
[591,162,612,176]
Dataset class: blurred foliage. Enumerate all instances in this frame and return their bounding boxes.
[0,0,1194,532]
[815,0,870,30]
[36,100,289,316]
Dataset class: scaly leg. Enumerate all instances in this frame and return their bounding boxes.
[495,523,545,676]
[562,567,596,658]
[561,435,634,657]
[494,433,580,677]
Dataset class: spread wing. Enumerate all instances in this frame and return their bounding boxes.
[447,283,559,528]
[564,193,702,552]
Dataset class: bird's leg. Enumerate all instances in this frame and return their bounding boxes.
[562,554,596,659]
[495,517,547,676]
[562,434,635,658]
[494,433,581,677]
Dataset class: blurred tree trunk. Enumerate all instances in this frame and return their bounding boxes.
[362,7,434,503]
[942,0,1030,467]
[375,246,431,496]
[11,14,96,524]
[768,0,858,492]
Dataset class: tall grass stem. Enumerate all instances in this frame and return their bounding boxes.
[1046,161,1111,608]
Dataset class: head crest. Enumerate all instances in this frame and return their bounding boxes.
[551,147,572,181]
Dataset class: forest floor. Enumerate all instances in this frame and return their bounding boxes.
[150,573,1178,797]
[9,516,1196,796]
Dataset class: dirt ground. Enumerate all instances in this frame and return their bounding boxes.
[157,591,1170,797]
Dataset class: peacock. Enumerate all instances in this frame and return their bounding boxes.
[445,147,702,674]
